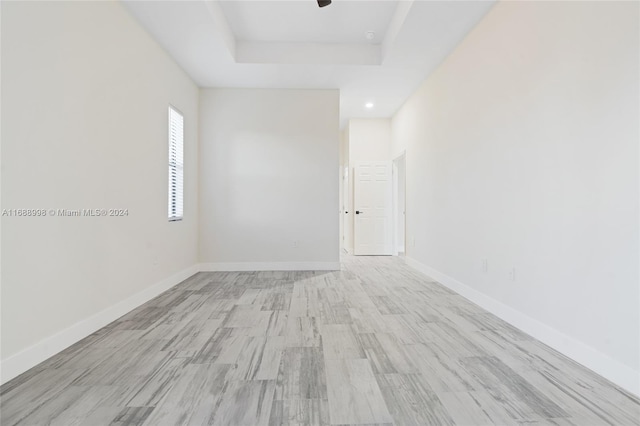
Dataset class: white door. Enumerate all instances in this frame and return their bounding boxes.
[354,161,392,255]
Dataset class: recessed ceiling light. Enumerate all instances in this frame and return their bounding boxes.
[365,102,374,109]
[365,31,375,41]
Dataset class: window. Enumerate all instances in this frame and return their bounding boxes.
[168,106,184,221]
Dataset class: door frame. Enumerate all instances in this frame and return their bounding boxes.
[342,165,350,254]
[392,152,406,256]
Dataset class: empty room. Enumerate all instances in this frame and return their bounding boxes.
[1,0,639,425]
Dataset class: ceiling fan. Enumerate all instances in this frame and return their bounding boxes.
[317,0,332,7]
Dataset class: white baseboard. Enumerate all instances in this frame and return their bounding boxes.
[199,261,340,272]
[405,256,640,397]
[0,264,199,385]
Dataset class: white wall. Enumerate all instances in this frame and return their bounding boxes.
[349,118,391,163]
[1,1,199,381]
[392,1,639,393]
[199,88,340,270]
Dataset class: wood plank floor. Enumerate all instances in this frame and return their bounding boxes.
[2,256,639,425]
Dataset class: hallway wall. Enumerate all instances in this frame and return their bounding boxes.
[198,88,340,269]
[392,1,639,393]
[346,118,392,254]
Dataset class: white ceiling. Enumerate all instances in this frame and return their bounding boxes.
[219,1,397,44]
[122,0,496,127]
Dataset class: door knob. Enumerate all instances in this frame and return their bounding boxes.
[356,210,362,214]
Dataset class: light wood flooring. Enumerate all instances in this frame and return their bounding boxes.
[1,256,639,425]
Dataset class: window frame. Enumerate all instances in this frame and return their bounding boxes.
[168,105,184,222]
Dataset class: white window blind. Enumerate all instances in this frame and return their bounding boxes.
[168,106,184,221]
